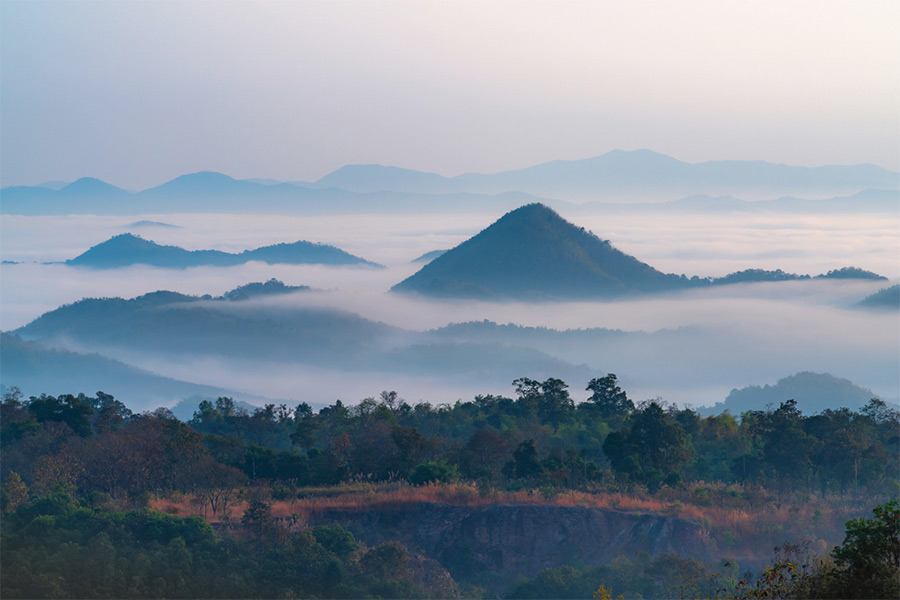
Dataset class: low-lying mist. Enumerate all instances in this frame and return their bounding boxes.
[2,209,897,411]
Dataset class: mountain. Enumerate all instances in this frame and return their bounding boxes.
[0,332,267,412]
[12,287,596,390]
[393,204,885,299]
[700,372,883,416]
[713,269,810,285]
[64,233,381,269]
[594,189,900,214]
[855,285,900,310]
[0,177,133,213]
[312,150,900,200]
[816,267,887,281]
[35,180,69,190]
[240,241,380,267]
[126,220,181,229]
[392,203,693,299]
[314,164,450,193]
[412,250,448,263]
[5,151,896,215]
[60,177,130,197]
[139,171,264,197]
[221,279,312,301]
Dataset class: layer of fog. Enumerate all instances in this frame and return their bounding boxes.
[2,210,897,408]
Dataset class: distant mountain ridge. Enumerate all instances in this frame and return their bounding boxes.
[3,150,897,214]
[392,204,885,300]
[309,149,898,199]
[65,233,382,269]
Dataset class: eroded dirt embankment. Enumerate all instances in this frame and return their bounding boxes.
[306,502,712,586]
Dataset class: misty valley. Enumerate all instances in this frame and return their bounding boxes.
[1,151,898,599]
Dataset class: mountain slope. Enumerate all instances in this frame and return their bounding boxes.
[314,164,450,193]
[65,233,381,269]
[4,152,897,215]
[12,287,596,389]
[700,372,882,416]
[0,332,259,411]
[855,285,900,310]
[313,150,900,199]
[391,203,687,299]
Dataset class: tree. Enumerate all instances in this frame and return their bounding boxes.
[27,394,93,437]
[603,401,690,489]
[408,460,459,485]
[390,425,428,476]
[1,472,28,512]
[90,391,132,433]
[511,439,543,479]
[290,402,318,450]
[460,428,510,480]
[513,377,574,427]
[825,500,900,599]
[585,374,633,419]
[196,459,246,517]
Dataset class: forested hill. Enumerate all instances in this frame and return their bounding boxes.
[11,285,595,387]
[65,233,382,269]
[856,285,900,310]
[0,332,257,408]
[701,372,882,416]
[390,204,884,300]
[391,203,688,299]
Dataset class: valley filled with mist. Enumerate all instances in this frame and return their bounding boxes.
[2,163,897,412]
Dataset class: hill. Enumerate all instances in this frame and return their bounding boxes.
[221,278,312,301]
[700,372,882,416]
[816,267,887,280]
[855,285,900,310]
[391,203,688,299]
[12,286,596,390]
[64,233,381,269]
[412,249,448,263]
[392,204,885,299]
[0,332,268,412]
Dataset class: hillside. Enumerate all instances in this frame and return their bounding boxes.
[701,372,882,416]
[311,150,899,199]
[4,153,898,215]
[392,204,884,299]
[0,333,258,411]
[307,502,711,591]
[392,203,688,299]
[65,233,381,269]
[12,286,595,387]
[855,285,900,310]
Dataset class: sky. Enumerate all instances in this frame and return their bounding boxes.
[2,0,898,190]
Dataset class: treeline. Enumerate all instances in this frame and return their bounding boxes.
[2,376,898,506]
[1,380,898,598]
[1,492,455,598]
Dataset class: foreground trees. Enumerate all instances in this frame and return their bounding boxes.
[0,493,450,599]
[1,380,898,598]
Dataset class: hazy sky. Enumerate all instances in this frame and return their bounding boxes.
[2,0,898,189]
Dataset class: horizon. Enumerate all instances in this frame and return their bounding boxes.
[5,147,899,192]
[2,1,898,190]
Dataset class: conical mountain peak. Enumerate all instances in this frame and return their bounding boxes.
[392,204,683,299]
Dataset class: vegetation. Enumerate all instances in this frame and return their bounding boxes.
[1,377,897,598]
[66,233,381,269]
